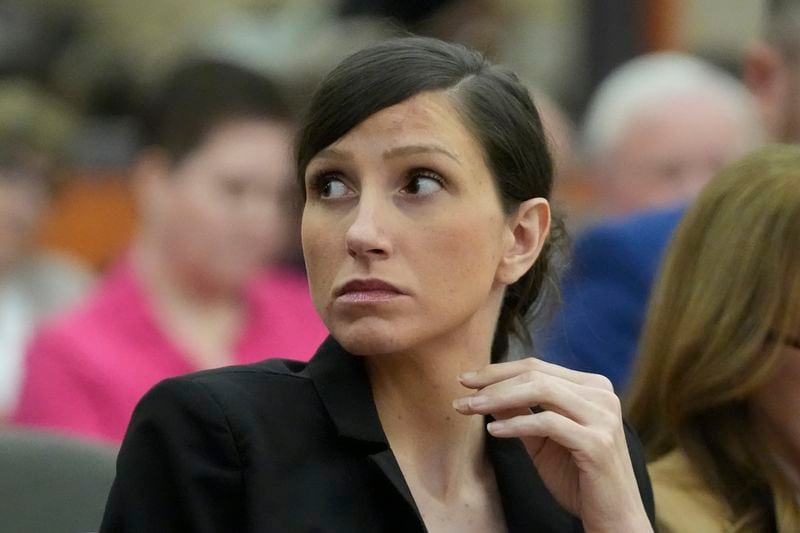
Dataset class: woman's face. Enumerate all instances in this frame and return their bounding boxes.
[146,119,294,291]
[751,334,800,467]
[0,174,48,275]
[301,91,544,356]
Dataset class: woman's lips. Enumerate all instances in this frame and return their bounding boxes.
[336,290,403,303]
[334,278,407,304]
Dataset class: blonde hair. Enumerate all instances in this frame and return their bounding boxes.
[626,145,800,531]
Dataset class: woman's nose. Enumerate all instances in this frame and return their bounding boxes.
[345,196,392,259]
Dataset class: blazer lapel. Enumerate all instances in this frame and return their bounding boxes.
[307,337,424,525]
[367,448,425,526]
[307,337,579,532]
[488,435,581,533]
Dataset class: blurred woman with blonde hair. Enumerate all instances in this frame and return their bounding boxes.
[626,144,800,532]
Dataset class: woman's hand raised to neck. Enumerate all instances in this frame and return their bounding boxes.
[368,342,490,495]
[365,313,507,532]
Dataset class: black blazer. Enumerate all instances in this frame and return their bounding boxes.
[101,337,655,532]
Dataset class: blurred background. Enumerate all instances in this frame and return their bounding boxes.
[0,1,787,529]
[0,0,766,275]
[0,0,777,418]
[0,0,776,430]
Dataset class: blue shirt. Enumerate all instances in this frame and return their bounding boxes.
[541,205,686,391]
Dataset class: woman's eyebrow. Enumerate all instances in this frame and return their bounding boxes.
[383,144,461,165]
[313,147,352,161]
[312,144,461,166]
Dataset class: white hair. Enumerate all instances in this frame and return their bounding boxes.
[581,52,761,163]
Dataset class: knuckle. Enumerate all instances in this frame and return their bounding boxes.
[588,428,616,456]
[596,408,619,430]
[537,410,558,427]
[535,379,554,398]
[602,391,622,413]
[589,374,614,392]
[590,393,622,428]
[522,370,540,384]
[523,357,538,371]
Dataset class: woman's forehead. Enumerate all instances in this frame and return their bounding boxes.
[312,92,481,164]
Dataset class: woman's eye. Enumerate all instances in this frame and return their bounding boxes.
[401,171,444,196]
[313,175,351,199]
[323,179,350,198]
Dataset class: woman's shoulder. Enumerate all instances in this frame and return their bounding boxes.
[648,448,732,533]
[152,357,316,411]
[105,357,322,532]
[121,356,328,461]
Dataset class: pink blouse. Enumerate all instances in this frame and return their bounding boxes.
[12,258,328,444]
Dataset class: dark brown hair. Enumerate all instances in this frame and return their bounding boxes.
[140,58,292,164]
[296,36,562,360]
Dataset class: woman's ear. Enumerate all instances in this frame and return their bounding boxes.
[743,41,787,138]
[495,197,551,285]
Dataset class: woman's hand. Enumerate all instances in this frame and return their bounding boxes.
[453,358,652,533]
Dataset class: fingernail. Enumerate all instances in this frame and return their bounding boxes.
[487,421,509,434]
[459,371,477,381]
[469,395,488,408]
[452,398,470,410]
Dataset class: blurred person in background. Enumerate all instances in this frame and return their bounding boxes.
[542,0,800,393]
[541,204,685,390]
[745,0,800,146]
[532,90,578,221]
[540,52,765,390]
[626,145,800,532]
[0,80,93,422]
[12,59,327,443]
[578,52,760,220]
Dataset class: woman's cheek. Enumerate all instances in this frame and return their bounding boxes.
[302,223,340,313]
[419,218,498,305]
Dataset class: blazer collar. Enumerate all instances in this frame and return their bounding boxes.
[307,337,423,523]
[488,436,579,532]
[307,336,578,532]
[306,336,388,448]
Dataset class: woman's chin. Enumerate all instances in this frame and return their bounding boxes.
[335,333,407,357]
[329,319,414,356]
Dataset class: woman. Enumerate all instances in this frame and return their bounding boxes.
[626,145,800,531]
[0,79,93,421]
[12,59,326,443]
[102,38,654,532]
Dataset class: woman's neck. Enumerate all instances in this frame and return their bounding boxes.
[758,419,800,493]
[366,326,495,500]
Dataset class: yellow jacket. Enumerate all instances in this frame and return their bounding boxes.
[648,449,733,533]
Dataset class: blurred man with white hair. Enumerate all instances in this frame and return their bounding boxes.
[543,0,800,388]
[580,52,762,218]
[541,52,766,391]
